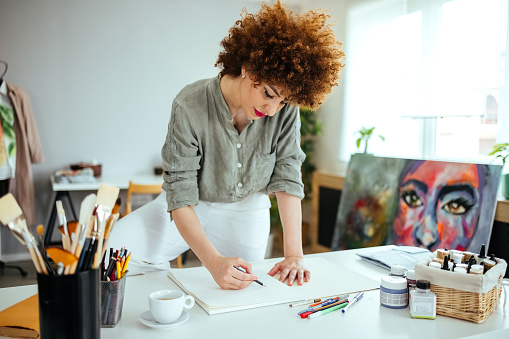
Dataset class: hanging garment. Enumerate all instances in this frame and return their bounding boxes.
[5,82,44,225]
[0,98,17,180]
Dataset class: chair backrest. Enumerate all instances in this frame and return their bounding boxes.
[123,181,162,216]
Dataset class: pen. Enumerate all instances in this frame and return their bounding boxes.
[233,265,266,287]
[289,298,321,307]
[342,292,364,313]
[308,302,348,319]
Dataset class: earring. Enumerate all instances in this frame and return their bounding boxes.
[242,74,245,79]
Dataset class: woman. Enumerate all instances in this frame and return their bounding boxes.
[108,1,344,290]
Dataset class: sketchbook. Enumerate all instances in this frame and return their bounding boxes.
[167,256,379,315]
[356,246,431,271]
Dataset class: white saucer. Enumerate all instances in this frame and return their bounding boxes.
[139,310,189,329]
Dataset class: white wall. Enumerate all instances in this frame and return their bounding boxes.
[0,0,347,258]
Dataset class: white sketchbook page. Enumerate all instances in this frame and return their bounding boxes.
[168,257,379,312]
[168,264,303,309]
[255,257,380,300]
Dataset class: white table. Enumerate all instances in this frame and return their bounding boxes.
[1,246,508,339]
[45,175,163,246]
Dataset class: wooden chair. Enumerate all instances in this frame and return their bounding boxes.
[122,181,183,268]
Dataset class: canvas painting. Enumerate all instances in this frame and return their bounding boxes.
[331,154,502,253]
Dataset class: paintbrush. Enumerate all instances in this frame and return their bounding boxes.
[0,194,47,274]
[69,194,96,274]
[56,200,71,251]
[99,197,122,261]
[46,247,79,273]
[37,224,56,274]
[92,184,120,269]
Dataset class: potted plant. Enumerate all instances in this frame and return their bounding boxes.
[355,126,385,154]
[489,143,509,199]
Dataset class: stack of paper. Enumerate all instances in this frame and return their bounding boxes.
[168,257,379,315]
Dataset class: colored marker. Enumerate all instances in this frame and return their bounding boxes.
[300,299,348,318]
[233,265,266,287]
[342,292,364,313]
[308,302,348,319]
[298,298,339,315]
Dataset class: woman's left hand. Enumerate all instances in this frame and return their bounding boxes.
[267,256,310,286]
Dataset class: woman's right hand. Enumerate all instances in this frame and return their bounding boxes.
[205,256,258,290]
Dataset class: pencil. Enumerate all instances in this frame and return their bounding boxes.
[233,265,266,287]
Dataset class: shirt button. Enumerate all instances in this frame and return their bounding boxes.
[237,143,242,148]
[237,163,242,168]
[237,182,243,188]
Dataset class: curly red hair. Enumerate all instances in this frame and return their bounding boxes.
[215,1,344,110]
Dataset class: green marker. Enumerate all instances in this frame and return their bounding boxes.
[308,302,348,319]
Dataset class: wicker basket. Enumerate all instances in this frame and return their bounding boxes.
[430,283,501,323]
[415,255,507,324]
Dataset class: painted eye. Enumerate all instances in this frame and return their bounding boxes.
[264,89,274,99]
[401,190,423,207]
[442,198,473,215]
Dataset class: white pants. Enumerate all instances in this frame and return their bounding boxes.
[107,192,271,275]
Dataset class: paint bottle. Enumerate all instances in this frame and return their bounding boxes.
[452,253,464,265]
[454,267,467,274]
[380,275,408,309]
[441,256,451,271]
[463,252,475,263]
[477,244,487,264]
[429,262,441,270]
[390,265,406,278]
[470,264,484,275]
[406,270,416,303]
[409,280,436,319]
[456,263,468,270]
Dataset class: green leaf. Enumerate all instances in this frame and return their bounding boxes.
[2,123,15,141]
[8,142,16,158]
[356,138,361,148]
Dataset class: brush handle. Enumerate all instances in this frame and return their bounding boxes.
[62,234,71,252]
[70,226,81,255]
[31,241,48,274]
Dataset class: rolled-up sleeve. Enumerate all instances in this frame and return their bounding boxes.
[161,102,201,212]
[266,105,306,199]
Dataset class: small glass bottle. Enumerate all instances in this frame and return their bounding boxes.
[409,280,436,319]
[406,270,416,292]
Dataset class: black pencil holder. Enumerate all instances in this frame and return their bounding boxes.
[100,274,127,327]
[37,269,100,339]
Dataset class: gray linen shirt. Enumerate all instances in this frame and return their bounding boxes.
[161,76,305,213]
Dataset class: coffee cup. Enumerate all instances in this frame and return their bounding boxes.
[149,290,195,324]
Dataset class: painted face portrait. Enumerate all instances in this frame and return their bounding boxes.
[393,161,483,251]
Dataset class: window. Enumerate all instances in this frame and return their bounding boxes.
[341,0,508,163]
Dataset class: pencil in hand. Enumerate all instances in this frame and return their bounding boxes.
[233,265,266,287]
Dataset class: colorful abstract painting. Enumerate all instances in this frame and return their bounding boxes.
[331,154,502,253]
